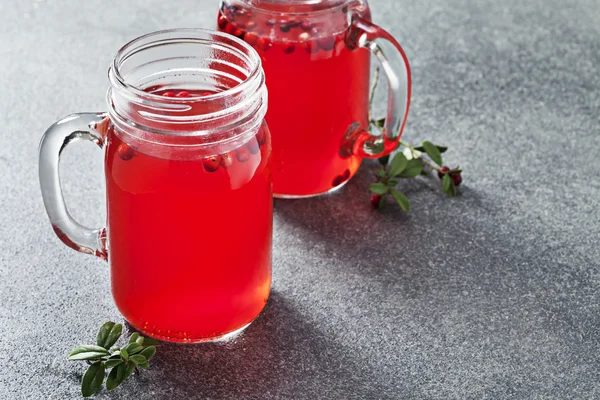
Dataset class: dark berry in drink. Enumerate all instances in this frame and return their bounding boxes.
[118,144,134,161]
[220,152,235,168]
[244,32,259,46]
[283,41,296,54]
[303,39,319,54]
[225,23,236,35]
[257,37,272,52]
[218,14,228,29]
[319,36,336,51]
[233,28,245,39]
[246,138,260,154]
[203,156,220,172]
[235,146,250,162]
[300,20,313,31]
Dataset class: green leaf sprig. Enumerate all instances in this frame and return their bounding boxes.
[368,68,464,210]
[69,322,160,397]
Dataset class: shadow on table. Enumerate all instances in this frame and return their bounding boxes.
[271,162,494,296]
[123,292,398,399]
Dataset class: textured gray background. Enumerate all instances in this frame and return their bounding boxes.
[1,0,599,399]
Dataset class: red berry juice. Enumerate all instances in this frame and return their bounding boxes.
[218,2,371,197]
[106,90,272,342]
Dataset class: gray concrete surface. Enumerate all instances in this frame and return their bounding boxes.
[1,0,599,398]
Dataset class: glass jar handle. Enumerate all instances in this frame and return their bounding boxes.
[38,112,109,260]
[344,18,412,159]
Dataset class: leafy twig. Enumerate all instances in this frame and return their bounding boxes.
[69,322,160,397]
[367,70,463,210]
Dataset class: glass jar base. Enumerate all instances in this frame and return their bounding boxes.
[126,321,253,344]
[274,178,351,199]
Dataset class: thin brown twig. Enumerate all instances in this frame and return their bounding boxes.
[420,156,440,171]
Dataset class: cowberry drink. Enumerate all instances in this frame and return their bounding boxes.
[217,0,412,197]
[106,89,272,342]
[218,1,370,196]
[39,30,272,343]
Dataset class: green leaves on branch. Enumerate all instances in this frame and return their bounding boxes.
[388,153,408,178]
[420,141,443,166]
[96,321,122,350]
[369,138,463,211]
[442,174,457,198]
[369,152,414,211]
[69,345,110,361]
[368,78,462,211]
[414,143,448,155]
[390,189,410,212]
[398,159,424,178]
[369,182,389,195]
[81,362,105,398]
[69,322,159,398]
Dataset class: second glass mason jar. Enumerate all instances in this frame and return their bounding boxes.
[217,0,411,198]
[39,30,272,342]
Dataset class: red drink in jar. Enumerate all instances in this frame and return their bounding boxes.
[39,30,272,342]
[217,0,411,198]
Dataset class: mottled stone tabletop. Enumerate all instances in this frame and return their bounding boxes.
[1,0,599,399]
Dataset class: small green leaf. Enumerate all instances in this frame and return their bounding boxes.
[120,349,128,361]
[117,363,127,382]
[128,333,140,344]
[378,195,387,210]
[124,361,136,380]
[415,144,448,154]
[135,336,144,346]
[374,117,386,129]
[389,153,408,177]
[140,346,156,360]
[106,364,124,391]
[97,322,116,349]
[68,345,110,361]
[105,358,123,368]
[140,337,161,347]
[399,159,424,178]
[442,174,457,197]
[422,141,443,166]
[378,154,390,166]
[369,183,389,195]
[129,354,147,365]
[387,179,398,186]
[81,362,105,398]
[390,189,411,212]
[442,173,451,191]
[103,324,123,350]
[124,343,142,355]
[138,362,150,369]
[377,169,387,179]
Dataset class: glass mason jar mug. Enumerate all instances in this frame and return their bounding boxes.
[38,30,273,343]
[217,0,411,197]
